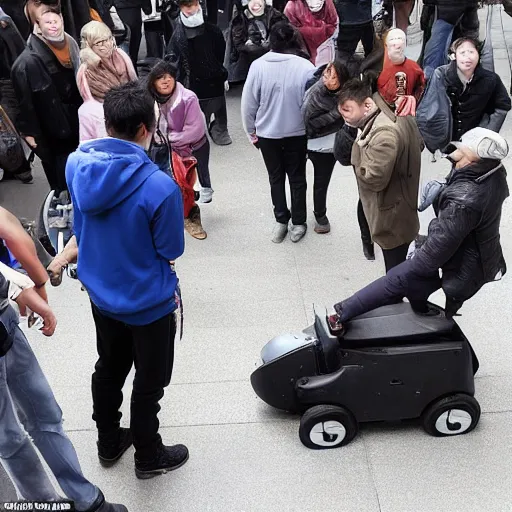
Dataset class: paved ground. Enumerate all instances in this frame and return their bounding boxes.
[2,6,512,511]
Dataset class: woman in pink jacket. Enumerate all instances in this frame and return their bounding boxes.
[147,60,213,204]
[284,0,338,64]
[76,21,137,142]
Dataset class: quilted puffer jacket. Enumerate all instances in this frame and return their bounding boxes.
[411,159,509,303]
[417,61,511,153]
[303,66,344,139]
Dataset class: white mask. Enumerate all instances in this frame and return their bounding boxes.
[306,0,324,13]
[180,7,204,28]
[386,28,406,65]
[248,0,265,16]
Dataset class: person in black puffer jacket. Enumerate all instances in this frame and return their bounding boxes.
[228,0,286,81]
[302,60,349,234]
[328,127,509,331]
[166,0,232,145]
[417,37,511,153]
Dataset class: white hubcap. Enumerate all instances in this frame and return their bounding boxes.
[435,409,473,435]
[310,421,346,447]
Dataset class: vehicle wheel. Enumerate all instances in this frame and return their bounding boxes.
[422,394,481,437]
[299,405,358,450]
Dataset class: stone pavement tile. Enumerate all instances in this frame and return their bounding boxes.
[173,324,302,384]
[363,411,512,512]
[68,423,381,512]
[455,281,512,378]
[45,355,512,439]
[51,378,286,432]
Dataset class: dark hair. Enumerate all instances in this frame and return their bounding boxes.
[330,59,350,88]
[269,21,299,53]
[104,82,156,141]
[450,37,482,56]
[338,77,373,107]
[147,60,177,87]
[178,0,199,7]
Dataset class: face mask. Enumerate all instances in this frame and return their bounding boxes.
[38,14,65,43]
[248,1,265,16]
[180,7,204,28]
[306,0,324,13]
[386,28,406,65]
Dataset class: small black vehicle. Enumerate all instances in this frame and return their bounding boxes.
[251,303,480,449]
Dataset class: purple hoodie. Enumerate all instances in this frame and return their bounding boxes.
[159,82,207,157]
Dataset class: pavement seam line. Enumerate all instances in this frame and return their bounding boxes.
[362,432,383,512]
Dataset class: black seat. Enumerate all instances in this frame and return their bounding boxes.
[344,302,455,343]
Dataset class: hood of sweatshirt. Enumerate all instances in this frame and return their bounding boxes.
[66,138,160,215]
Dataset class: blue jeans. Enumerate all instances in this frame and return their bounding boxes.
[0,306,99,510]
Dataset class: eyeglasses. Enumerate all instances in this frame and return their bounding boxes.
[92,37,112,48]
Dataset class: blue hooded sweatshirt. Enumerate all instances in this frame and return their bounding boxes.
[66,138,184,326]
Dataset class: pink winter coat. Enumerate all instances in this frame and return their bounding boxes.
[158,82,207,157]
[76,49,137,142]
[284,0,338,64]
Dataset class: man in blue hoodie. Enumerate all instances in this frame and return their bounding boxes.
[66,81,188,480]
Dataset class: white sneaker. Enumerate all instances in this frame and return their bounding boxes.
[271,222,288,243]
[0,168,4,181]
[199,187,213,203]
[289,223,307,243]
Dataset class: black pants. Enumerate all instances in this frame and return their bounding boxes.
[117,7,143,66]
[199,96,228,133]
[382,242,410,273]
[192,138,212,189]
[337,22,374,59]
[337,259,442,322]
[90,304,176,461]
[259,136,308,225]
[36,143,76,193]
[308,151,336,219]
[357,199,371,243]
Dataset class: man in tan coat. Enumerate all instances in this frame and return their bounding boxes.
[338,77,423,272]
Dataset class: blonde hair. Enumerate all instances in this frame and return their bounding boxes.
[80,21,113,66]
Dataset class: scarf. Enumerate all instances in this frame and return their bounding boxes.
[85,50,131,101]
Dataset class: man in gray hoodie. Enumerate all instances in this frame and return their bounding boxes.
[241,21,315,243]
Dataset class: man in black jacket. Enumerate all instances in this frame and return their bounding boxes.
[329,127,509,331]
[11,5,82,193]
[0,8,33,183]
[167,0,232,145]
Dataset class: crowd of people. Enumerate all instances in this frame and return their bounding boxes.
[0,0,511,509]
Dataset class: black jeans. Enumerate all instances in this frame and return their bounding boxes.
[357,199,371,243]
[338,259,442,322]
[116,7,143,66]
[90,304,176,461]
[36,143,76,193]
[382,242,410,273]
[199,96,228,133]
[192,138,212,189]
[337,22,374,59]
[308,151,336,219]
[259,136,308,225]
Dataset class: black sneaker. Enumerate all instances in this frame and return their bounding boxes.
[98,428,133,467]
[135,444,189,480]
[85,490,128,512]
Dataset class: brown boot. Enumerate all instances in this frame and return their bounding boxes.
[184,205,207,240]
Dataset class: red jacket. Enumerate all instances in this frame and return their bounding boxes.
[284,0,338,63]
